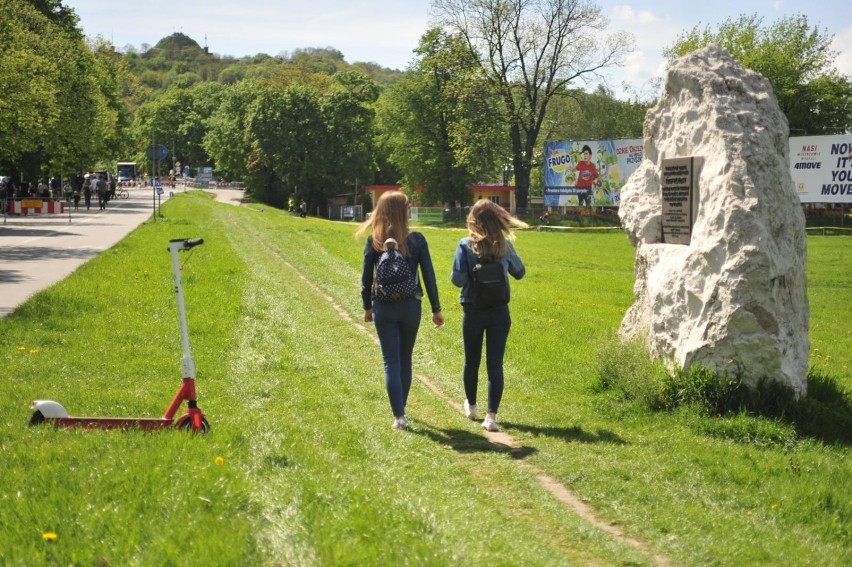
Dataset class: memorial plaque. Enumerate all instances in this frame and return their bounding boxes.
[661,157,698,245]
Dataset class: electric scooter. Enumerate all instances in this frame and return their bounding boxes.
[30,238,210,432]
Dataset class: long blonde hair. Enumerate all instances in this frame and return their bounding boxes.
[355,191,411,256]
[467,199,528,259]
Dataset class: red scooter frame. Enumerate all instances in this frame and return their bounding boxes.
[30,238,209,432]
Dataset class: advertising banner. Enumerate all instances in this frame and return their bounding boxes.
[196,166,214,185]
[543,135,849,208]
[544,139,642,207]
[789,135,852,204]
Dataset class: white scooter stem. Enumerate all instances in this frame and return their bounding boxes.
[169,238,203,378]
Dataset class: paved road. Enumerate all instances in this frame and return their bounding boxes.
[0,187,244,318]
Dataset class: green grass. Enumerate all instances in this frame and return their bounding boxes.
[1,191,849,565]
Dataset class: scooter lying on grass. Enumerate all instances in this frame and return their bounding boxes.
[30,238,210,432]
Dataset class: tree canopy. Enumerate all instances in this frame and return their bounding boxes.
[376,29,507,205]
[0,0,123,179]
[431,0,633,208]
[664,14,852,135]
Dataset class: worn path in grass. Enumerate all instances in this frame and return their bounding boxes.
[0,188,244,318]
[276,238,673,567]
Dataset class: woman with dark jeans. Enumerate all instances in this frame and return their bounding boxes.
[357,191,444,430]
[451,200,527,432]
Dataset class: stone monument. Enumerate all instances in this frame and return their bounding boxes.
[618,45,809,395]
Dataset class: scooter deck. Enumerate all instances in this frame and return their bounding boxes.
[47,417,174,430]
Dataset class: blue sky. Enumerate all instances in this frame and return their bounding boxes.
[66,0,850,97]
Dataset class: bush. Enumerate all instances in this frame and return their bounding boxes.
[593,336,852,444]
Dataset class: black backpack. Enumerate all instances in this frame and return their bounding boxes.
[472,256,509,309]
[374,239,418,302]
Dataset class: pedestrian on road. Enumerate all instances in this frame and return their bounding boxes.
[96,175,109,210]
[451,199,527,432]
[356,191,444,430]
[83,175,92,210]
[50,177,61,201]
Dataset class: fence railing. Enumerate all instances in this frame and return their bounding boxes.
[327,204,363,221]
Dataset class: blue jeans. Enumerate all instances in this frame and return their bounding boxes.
[373,298,422,417]
[462,304,511,414]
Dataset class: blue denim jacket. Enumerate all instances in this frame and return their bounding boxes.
[361,232,442,313]
[451,237,525,305]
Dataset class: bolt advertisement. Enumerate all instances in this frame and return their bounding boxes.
[790,135,852,204]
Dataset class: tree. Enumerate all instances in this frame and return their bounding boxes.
[431,0,633,208]
[546,85,648,141]
[134,81,225,176]
[664,14,852,135]
[321,72,380,200]
[377,29,497,205]
[0,1,62,167]
[28,0,81,39]
[204,71,379,209]
[203,80,258,182]
[0,1,121,178]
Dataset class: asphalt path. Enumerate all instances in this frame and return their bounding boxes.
[0,187,244,318]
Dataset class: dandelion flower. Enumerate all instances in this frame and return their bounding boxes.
[42,531,58,542]
[30,349,39,355]
[770,503,778,510]
[18,346,26,352]
[215,456,225,465]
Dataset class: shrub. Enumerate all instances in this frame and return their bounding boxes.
[594,337,852,444]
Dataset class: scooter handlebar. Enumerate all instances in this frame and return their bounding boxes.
[168,238,204,251]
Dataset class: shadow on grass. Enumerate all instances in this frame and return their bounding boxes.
[783,371,852,446]
[415,425,538,460]
[680,370,852,446]
[502,423,627,445]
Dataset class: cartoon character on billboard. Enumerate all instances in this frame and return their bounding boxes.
[575,144,600,206]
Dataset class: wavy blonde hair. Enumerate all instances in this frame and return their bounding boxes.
[466,199,529,259]
[355,191,411,256]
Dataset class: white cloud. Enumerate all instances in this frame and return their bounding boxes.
[600,4,676,96]
[611,4,660,25]
[612,5,636,21]
[832,25,852,78]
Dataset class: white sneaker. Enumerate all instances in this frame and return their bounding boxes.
[392,416,409,430]
[481,416,498,432]
[464,400,478,420]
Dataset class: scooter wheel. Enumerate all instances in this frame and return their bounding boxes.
[29,410,45,426]
[178,415,210,433]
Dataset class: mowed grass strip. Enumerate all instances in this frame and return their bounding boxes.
[1,191,849,566]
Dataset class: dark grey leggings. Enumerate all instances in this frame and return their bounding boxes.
[462,304,511,414]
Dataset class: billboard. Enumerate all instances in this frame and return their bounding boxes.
[196,166,214,184]
[789,135,852,204]
[544,139,642,207]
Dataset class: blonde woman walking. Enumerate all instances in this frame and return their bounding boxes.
[357,191,444,430]
[451,200,527,432]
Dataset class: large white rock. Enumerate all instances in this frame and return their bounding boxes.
[618,45,809,395]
